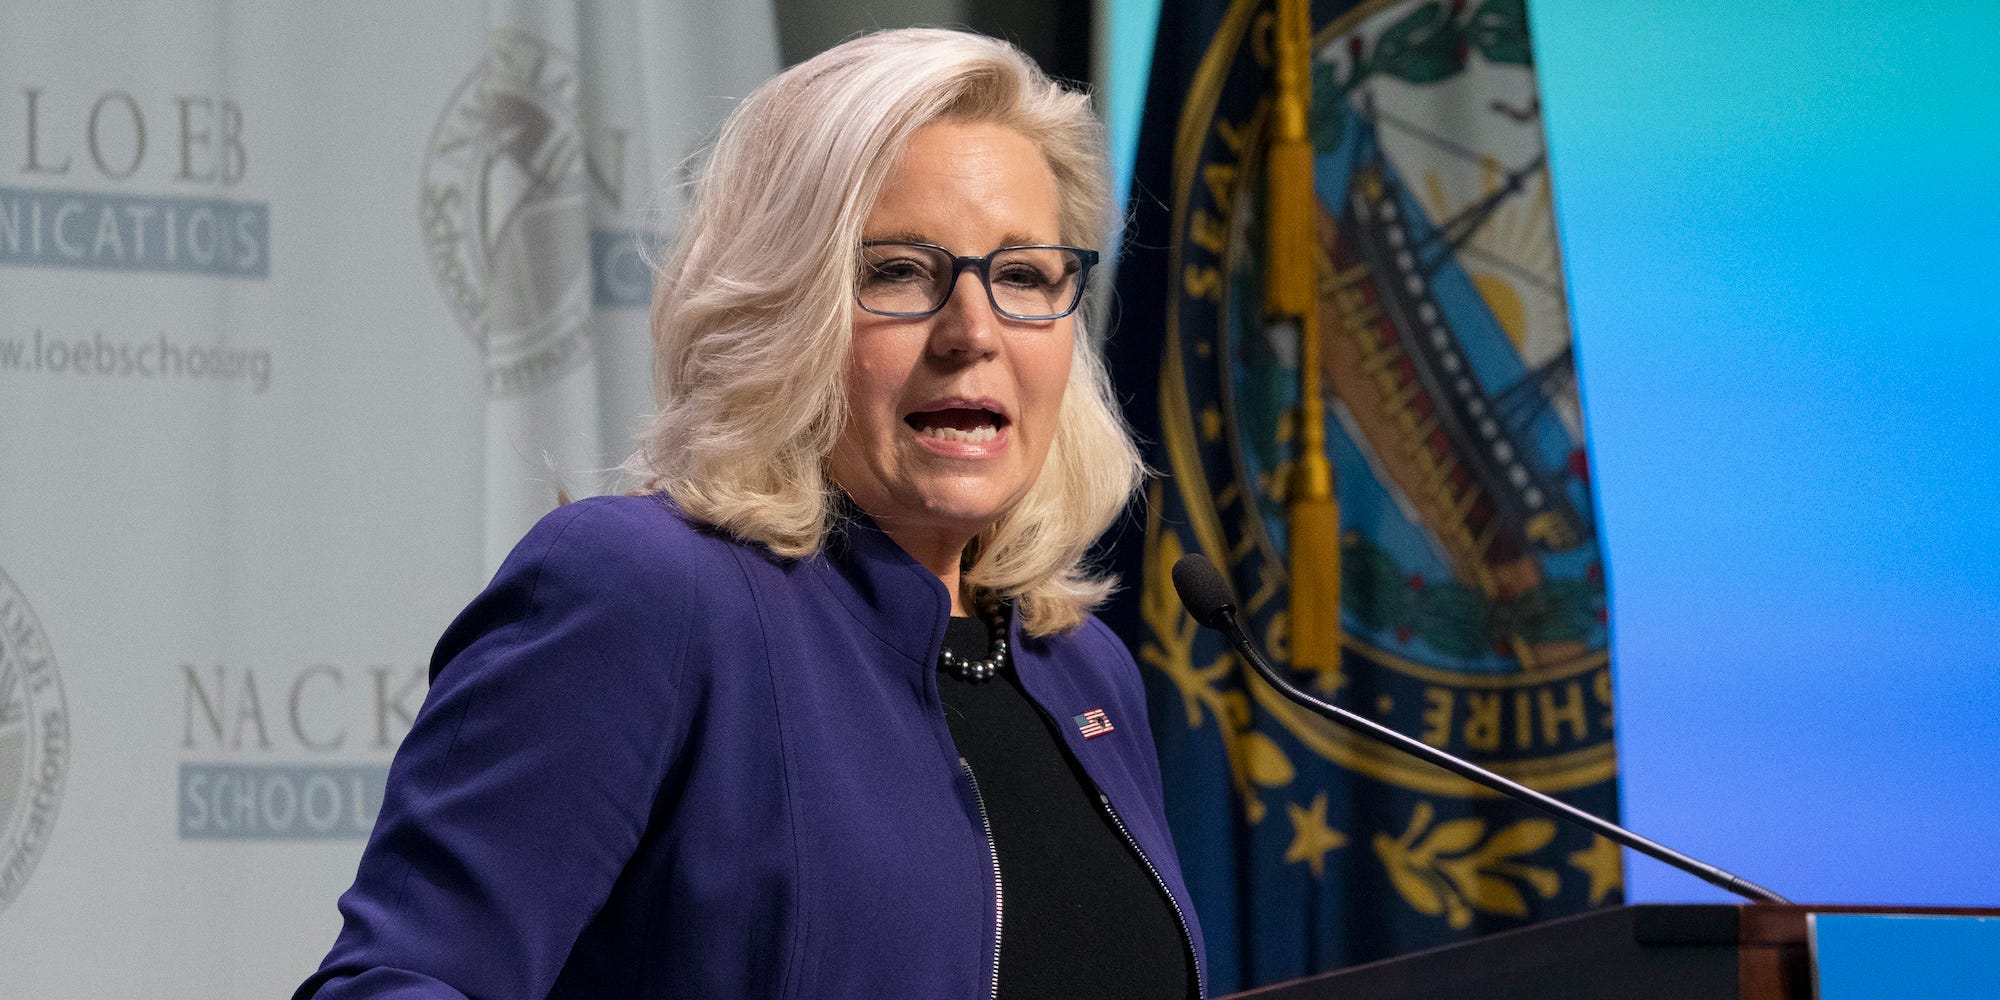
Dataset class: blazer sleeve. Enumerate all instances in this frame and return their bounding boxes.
[295,498,697,1000]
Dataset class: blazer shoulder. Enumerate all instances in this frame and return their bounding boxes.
[1072,614,1143,679]
[516,492,751,579]
[473,494,765,638]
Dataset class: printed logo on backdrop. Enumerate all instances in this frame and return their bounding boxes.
[0,567,68,915]
[421,29,654,399]
[177,661,425,841]
[0,86,276,392]
[2,89,267,277]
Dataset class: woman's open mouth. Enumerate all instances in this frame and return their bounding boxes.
[905,402,1009,446]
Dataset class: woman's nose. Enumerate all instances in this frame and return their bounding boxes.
[929,269,1001,358]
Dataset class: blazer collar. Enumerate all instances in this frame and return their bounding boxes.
[809,501,954,671]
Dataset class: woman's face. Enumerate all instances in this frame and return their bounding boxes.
[828,121,1074,560]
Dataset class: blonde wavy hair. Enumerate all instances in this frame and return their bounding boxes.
[624,28,1141,636]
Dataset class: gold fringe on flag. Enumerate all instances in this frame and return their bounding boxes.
[1267,0,1340,672]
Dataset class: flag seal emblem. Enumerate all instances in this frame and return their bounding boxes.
[1109,0,1625,972]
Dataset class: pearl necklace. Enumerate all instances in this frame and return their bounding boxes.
[938,608,1010,682]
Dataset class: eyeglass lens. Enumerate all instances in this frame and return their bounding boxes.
[858,244,1086,320]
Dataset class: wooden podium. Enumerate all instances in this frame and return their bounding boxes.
[1224,905,2000,1000]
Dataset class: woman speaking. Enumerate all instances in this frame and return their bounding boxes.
[297,28,1204,1000]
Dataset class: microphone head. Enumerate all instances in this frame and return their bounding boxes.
[1171,553,1238,630]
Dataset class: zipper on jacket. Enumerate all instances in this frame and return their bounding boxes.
[1098,792,1205,1000]
[961,757,1003,1000]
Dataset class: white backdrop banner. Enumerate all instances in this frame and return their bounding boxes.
[0,3,777,996]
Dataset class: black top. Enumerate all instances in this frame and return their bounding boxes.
[938,616,1194,1000]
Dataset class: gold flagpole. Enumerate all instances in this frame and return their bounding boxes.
[1267,0,1340,673]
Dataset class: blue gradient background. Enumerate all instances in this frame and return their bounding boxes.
[1108,0,2000,905]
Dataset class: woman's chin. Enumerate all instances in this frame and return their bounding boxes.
[865,474,1030,541]
[908,483,1021,532]
[831,434,1043,542]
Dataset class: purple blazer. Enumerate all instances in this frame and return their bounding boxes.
[297,494,1206,999]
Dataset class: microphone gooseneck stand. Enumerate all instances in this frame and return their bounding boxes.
[1170,552,1791,905]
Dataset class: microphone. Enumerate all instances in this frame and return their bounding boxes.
[1170,552,1790,905]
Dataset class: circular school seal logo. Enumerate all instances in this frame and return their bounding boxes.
[421,29,594,397]
[1131,0,1622,941]
[0,566,69,915]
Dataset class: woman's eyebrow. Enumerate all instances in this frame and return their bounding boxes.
[859,232,1052,250]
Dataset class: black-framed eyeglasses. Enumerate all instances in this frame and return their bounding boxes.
[856,241,1100,322]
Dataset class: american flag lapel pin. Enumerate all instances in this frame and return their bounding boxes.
[1073,708,1114,739]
